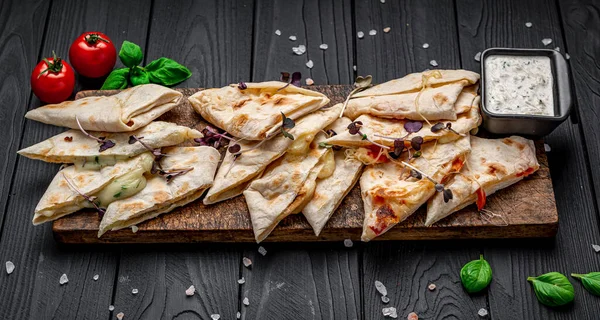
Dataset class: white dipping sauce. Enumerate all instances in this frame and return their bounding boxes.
[485,55,554,116]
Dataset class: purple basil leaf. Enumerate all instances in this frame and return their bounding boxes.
[99,140,115,152]
[404,121,423,133]
[410,136,424,151]
[291,72,302,87]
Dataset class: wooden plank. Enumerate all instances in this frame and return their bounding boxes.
[0,0,151,318]
[109,1,253,319]
[455,0,600,318]
[354,1,488,319]
[52,85,557,243]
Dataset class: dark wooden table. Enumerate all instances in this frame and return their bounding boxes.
[1,0,599,319]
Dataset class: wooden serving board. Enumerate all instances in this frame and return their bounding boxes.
[52,85,558,243]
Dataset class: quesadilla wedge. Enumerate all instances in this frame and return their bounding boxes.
[188,81,330,140]
[425,136,539,226]
[361,135,471,241]
[302,117,364,236]
[98,146,220,237]
[352,69,480,98]
[243,132,331,243]
[32,152,154,225]
[25,84,183,132]
[203,104,342,205]
[18,121,202,169]
[325,99,481,149]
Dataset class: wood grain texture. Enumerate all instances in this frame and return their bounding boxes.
[0,1,151,318]
[456,0,600,318]
[53,86,557,243]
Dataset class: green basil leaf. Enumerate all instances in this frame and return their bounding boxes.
[571,272,600,296]
[100,68,129,90]
[527,272,574,307]
[145,57,192,86]
[460,254,492,293]
[130,66,150,86]
[119,40,143,68]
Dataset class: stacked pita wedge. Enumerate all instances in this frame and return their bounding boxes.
[361,136,471,241]
[188,82,330,140]
[425,136,539,226]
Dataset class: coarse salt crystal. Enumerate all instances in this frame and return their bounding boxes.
[275,30,281,36]
[542,38,552,46]
[383,27,391,33]
[93,274,99,281]
[381,295,390,303]
[131,226,138,233]
[132,288,138,295]
[59,273,68,285]
[289,35,297,41]
[344,239,353,247]
[407,312,418,320]
[555,47,560,52]
[293,45,306,55]
[353,65,357,71]
[238,277,246,284]
[525,22,533,28]
[592,244,600,253]
[237,311,241,319]
[382,307,398,318]
[430,60,438,67]
[375,280,388,296]
[474,52,482,62]
[369,29,377,36]
[357,31,364,39]
[116,312,124,320]
[243,297,250,306]
[566,53,570,60]
[6,261,15,274]
[258,246,267,256]
[305,78,314,85]
[478,308,489,317]
[422,43,429,49]
[544,144,551,152]
[186,285,196,296]
[243,257,252,268]
[211,314,221,320]
[380,0,385,3]
[306,60,314,69]
[109,305,115,311]
[428,283,436,291]
[319,44,328,50]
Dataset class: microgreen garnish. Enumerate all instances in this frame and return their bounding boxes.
[389,139,405,159]
[62,173,105,217]
[430,122,466,137]
[339,75,373,118]
[410,136,424,151]
[404,121,423,133]
[280,112,296,140]
[128,135,164,159]
[158,167,194,183]
[194,125,238,149]
[75,117,115,152]
[278,72,302,91]
[228,144,241,153]
[401,161,453,202]
[319,142,333,148]
[431,122,445,132]
[238,82,247,90]
[347,121,390,150]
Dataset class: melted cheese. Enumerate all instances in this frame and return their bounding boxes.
[73,155,128,170]
[287,133,315,155]
[318,150,335,179]
[92,156,153,207]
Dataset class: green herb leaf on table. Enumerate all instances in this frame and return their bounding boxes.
[145,57,192,86]
[119,40,143,68]
[130,66,150,86]
[571,272,600,296]
[101,68,129,90]
[527,272,574,307]
[460,254,492,293]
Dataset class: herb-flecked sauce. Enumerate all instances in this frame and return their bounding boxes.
[484,55,554,116]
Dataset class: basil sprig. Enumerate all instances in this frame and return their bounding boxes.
[527,272,574,307]
[101,40,191,90]
[571,272,600,296]
[460,255,492,293]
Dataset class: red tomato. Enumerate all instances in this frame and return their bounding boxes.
[69,32,116,78]
[30,53,75,104]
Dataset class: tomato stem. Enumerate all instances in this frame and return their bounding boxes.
[37,51,64,78]
[84,33,110,44]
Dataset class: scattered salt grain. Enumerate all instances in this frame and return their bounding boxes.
[243,297,250,306]
[542,38,553,46]
[555,47,560,52]
[237,311,241,319]
[243,257,252,268]
[132,288,138,295]
[375,280,388,296]
[344,239,353,248]
[258,246,267,256]
[566,53,570,60]
[382,307,398,318]
[592,244,600,253]
[357,31,365,39]
[474,52,482,62]
[289,35,297,41]
[380,0,385,3]
[383,27,391,33]
[429,60,439,67]
[305,78,314,85]
[116,312,124,320]
[238,277,246,284]
[109,305,115,311]
[381,295,390,303]
[293,45,306,55]
[59,273,68,285]
[186,285,196,296]
[319,44,329,50]
[369,29,377,36]
[211,314,221,320]
[478,308,489,317]
[6,261,15,274]
[407,312,418,320]
[306,60,314,69]
[93,274,99,281]
[275,29,281,36]
[544,144,551,152]
[131,226,138,233]
[353,65,357,71]
[428,283,436,291]
[525,22,533,28]
[422,43,429,49]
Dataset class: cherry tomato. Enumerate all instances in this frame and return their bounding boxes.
[30,52,75,104]
[69,32,117,78]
